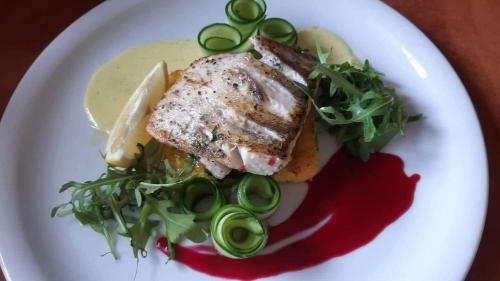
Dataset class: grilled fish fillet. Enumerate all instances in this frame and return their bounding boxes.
[251,35,318,85]
[147,37,316,178]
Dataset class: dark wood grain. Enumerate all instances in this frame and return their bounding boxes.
[0,1,499,280]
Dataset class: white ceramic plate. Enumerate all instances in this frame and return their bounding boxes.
[0,0,488,280]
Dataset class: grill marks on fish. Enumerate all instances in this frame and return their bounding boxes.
[147,38,316,178]
[251,35,318,85]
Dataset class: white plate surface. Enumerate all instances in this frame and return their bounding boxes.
[0,0,488,280]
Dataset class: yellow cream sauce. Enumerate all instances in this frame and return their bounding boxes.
[84,27,356,132]
[84,27,357,181]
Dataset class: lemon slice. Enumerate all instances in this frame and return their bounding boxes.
[105,61,169,167]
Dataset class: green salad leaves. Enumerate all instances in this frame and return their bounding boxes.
[51,139,280,261]
[296,43,421,160]
[51,139,207,260]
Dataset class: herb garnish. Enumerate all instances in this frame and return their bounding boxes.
[51,139,208,259]
[296,42,422,161]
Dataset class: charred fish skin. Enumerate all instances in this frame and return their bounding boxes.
[148,38,315,178]
[251,35,318,85]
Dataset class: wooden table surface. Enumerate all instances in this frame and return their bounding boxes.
[1,1,498,280]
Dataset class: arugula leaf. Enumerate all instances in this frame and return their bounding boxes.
[145,196,199,243]
[137,176,195,194]
[108,196,130,236]
[129,219,157,258]
[167,238,176,260]
[52,139,210,260]
[129,204,159,258]
[50,202,71,217]
[302,42,422,161]
[185,224,210,243]
[315,38,332,64]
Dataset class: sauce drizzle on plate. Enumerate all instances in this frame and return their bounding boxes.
[157,149,420,279]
